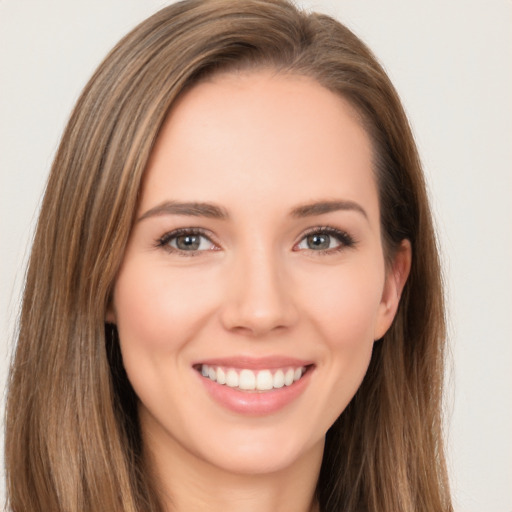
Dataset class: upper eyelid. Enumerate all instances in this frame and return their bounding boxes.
[299,225,344,234]
[160,227,214,238]
[296,225,353,240]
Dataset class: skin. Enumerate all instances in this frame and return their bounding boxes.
[108,70,411,512]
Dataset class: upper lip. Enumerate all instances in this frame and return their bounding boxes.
[193,356,315,370]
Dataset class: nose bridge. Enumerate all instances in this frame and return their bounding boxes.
[220,239,297,336]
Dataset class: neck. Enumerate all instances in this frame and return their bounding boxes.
[143,426,324,512]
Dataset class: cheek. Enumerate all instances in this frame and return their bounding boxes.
[111,259,221,419]
[283,263,385,435]
[112,258,219,354]
[302,262,385,349]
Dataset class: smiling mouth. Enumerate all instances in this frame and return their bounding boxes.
[194,364,312,392]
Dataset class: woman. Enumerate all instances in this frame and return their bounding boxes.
[4,0,453,511]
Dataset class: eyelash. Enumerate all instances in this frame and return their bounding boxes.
[294,226,356,254]
[156,226,356,256]
[156,228,218,256]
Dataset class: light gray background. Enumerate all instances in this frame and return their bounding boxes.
[1,1,511,510]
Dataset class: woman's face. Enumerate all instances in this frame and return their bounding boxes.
[109,71,407,477]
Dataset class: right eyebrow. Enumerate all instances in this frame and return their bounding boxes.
[137,201,229,222]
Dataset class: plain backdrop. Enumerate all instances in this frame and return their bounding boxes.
[1,1,511,511]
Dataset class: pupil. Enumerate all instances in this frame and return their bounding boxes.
[177,235,200,250]
[308,234,329,250]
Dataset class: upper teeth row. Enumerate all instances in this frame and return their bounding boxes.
[200,364,305,391]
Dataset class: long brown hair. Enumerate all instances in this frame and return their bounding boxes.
[5,1,452,510]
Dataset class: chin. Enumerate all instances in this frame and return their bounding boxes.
[191,423,324,476]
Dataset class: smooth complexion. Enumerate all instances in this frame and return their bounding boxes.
[109,71,410,512]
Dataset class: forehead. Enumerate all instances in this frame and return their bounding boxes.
[140,70,378,220]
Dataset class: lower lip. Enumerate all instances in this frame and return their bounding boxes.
[197,368,313,415]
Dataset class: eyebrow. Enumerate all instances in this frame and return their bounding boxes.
[138,201,229,222]
[138,199,368,222]
[290,200,368,219]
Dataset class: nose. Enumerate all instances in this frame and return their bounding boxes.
[219,246,299,337]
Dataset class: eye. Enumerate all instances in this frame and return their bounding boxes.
[295,228,355,253]
[157,229,217,254]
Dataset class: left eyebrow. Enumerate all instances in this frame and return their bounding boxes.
[290,199,368,220]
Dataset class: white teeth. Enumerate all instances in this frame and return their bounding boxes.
[273,369,285,388]
[239,369,256,390]
[256,370,273,391]
[226,369,239,388]
[199,365,306,391]
[216,367,226,385]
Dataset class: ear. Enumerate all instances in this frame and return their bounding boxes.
[374,239,412,341]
